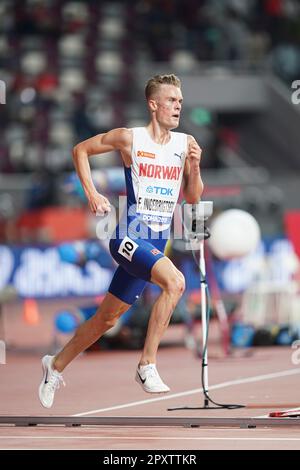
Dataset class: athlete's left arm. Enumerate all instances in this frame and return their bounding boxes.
[182,135,204,203]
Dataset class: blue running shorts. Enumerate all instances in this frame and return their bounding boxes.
[108,234,167,304]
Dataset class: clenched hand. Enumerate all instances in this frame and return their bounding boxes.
[187,141,202,166]
[88,191,111,215]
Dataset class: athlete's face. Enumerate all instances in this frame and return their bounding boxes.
[151,85,183,130]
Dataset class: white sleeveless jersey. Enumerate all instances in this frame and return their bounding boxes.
[124,127,188,232]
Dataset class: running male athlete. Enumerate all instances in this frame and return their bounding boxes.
[39,74,203,408]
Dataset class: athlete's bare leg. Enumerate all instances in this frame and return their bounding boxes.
[139,257,185,366]
[53,293,130,372]
[53,258,184,372]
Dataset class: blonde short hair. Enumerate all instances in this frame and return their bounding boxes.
[145,74,181,100]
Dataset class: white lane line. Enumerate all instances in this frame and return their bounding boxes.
[72,367,300,417]
[1,436,300,442]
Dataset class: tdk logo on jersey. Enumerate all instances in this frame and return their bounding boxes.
[146,186,173,196]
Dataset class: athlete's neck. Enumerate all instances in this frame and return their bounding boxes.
[146,123,171,146]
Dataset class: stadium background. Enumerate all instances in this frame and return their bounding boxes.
[1,0,300,353]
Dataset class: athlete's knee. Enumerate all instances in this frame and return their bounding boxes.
[175,272,186,296]
[164,271,185,298]
[102,314,119,329]
[98,304,128,330]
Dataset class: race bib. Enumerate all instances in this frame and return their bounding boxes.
[136,185,176,223]
[118,236,139,262]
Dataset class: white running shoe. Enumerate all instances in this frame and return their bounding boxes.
[135,363,170,394]
[38,355,65,408]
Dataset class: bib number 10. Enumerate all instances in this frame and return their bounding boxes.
[118,236,139,262]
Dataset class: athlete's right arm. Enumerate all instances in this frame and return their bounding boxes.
[72,128,132,214]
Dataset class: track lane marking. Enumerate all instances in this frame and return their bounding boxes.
[1,436,300,442]
[72,367,300,416]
